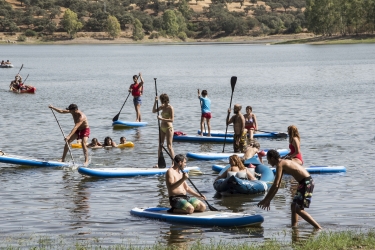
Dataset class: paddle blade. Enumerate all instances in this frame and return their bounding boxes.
[112,113,120,122]
[230,76,237,92]
[158,151,166,168]
[206,201,219,211]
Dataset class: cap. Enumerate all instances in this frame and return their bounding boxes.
[66,104,78,111]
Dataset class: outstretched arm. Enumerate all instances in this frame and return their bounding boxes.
[257,165,283,210]
[49,105,70,114]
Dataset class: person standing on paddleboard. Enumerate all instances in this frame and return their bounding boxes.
[166,154,206,214]
[49,104,90,166]
[128,73,144,122]
[198,89,212,136]
[227,104,247,153]
[258,149,321,229]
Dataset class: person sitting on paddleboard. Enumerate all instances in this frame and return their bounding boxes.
[242,140,266,164]
[1,60,5,65]
[166,154,206,214]
[119,137,127,144]
[49,104,90,166]
[103,137,117,147]
[87,138,102,148]
[198,89,212,137]
[282,125,304,165]
[215,154,256,181]
[227,104,247,153]
[244,106,258,142]
[258,149,321,229]
[153,93,175,163]
[128,73,144,122]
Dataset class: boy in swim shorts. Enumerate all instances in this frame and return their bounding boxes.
[257,150,321,229]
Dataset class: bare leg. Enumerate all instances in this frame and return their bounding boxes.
[250,129,254,140]
[199,116,204,135]
[166,127,175,159]
[172,205,194,214]
[292,202,322,229]
[81,136,89,166]
[206,118,211,136]
[194,201,206,212]
[291,202,299,227]
[134,104,141,122]
[61,134,77,162]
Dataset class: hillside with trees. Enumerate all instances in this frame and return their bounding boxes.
[0,0,374,42]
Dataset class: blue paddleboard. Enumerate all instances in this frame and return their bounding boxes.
[130,207,264,227]
[174,135,233,143]
[197,130,288,138]
[186,149,289,161]
[0,153,72,167]
[78,166,201,178]
[112,120,148,128]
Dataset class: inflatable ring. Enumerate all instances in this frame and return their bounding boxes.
[117,142,134,148]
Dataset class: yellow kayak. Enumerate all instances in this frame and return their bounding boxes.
[71,142,134,148]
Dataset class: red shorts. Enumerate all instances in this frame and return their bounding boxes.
[75,128,90,140]
[202,113,212,119]
[245,125,255,130]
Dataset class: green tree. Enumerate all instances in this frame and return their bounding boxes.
[105,15,121,38]
[133,18,144,40]
[60,8,83,38]
[162,9,179,36]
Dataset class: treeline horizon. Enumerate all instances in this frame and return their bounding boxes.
[0,0,374,41]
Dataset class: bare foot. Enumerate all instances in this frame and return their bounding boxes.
[153,164,158,168]
[207,134,211,137]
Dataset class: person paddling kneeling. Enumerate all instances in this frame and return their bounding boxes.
[166,154,206,214]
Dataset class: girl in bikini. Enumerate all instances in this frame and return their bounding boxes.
[244,106,258,141]
[153,93,175,160]
[103,137,117,148]
[283,125,304,165]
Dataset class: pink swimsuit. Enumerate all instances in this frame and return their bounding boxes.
[289,144,303,164]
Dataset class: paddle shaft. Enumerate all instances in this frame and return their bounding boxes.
[112,92,131,121]
[154,78,166,168]
[161,145,218,211]
[50,109,75,165]
[17,64,23,75]
[222,77,237,153]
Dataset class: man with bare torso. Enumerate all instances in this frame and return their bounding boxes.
[166,154,206,214]
[257,149,321,229]
[49,104,90,166]
[227,104,247,153]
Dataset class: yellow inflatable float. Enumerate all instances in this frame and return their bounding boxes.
[71,142,134,148]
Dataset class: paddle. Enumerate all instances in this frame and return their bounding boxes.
[161,145,219,211]
[154,78,166,168]
[222,76,237,153]
[50,109,76,166]
[112,92,131,122]
[256,130,288,137]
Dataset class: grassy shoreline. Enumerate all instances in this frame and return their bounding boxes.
[1,230,375,249]
[2,32,375,45]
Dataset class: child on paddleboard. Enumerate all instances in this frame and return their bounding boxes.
[198,89,211,136]
[244,106,258,141]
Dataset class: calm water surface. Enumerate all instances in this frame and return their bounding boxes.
[0,44,375,247]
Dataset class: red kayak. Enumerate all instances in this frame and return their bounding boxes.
[10,86,36,94]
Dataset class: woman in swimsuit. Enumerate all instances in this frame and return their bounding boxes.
[87,138,102,148]
[152,93,175,160]
[215,155,256,181]
[244,106,258,141]
[283,125,304,165]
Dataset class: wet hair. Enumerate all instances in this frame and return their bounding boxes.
[246,106,252,111]
[229,155,246,170]
[267,149,280,160]
[120,136,126,143]
[104,137,113,146]
[66,104,78,111]
[174,154,186,164]
[133,75,138,80]
[92,138,98,143]
[202,90,207,96]
[249,140,260,149]
[160,93,169,104]
[288,125,300,143]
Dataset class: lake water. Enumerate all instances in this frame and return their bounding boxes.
[0,43,375,247]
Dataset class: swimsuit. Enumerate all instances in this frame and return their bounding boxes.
[169,195,200,212]
[245,115,255,130]
[75,128,90,140]
[160,111,173,133]
[131,83,142,106]
[293,176,314,209]
[233,130,247,153]
[289,144,304,164]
